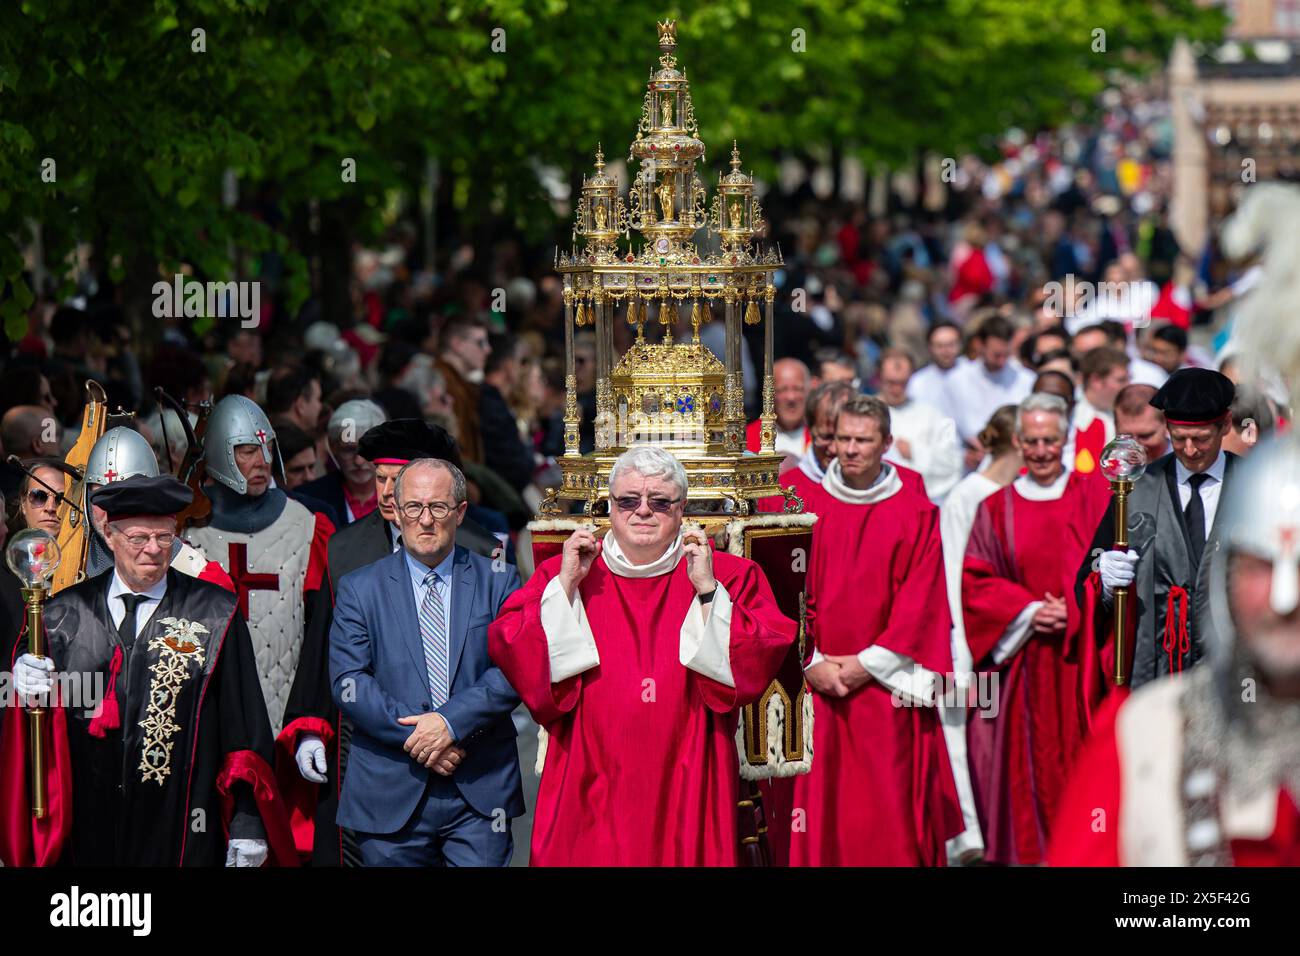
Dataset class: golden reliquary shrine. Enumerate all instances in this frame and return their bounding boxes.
[529,22,815,862]
[538,18,796,520]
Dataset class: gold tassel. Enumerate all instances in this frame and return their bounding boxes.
[690,300,703,327]
[704,299,714,325]
[626,298,639,326]
[574,301,586,327]
[744,298,761,326]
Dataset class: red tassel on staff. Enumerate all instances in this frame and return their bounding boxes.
[87,646,122,738]
[1164,586,1189,675]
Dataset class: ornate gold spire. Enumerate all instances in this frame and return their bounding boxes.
[551,21,785,517]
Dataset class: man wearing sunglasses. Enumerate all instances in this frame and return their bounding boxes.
[1076,367,1239,693]
[17,457,66,536]
[490,445,796,866]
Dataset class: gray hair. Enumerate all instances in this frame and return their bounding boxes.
[1015,392,1069,435]
[394,457,467,505]
[609,445,688,499]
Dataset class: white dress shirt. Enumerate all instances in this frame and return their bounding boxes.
[107,571,168,642]
[1174,449,1227,539]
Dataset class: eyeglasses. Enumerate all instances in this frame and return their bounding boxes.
[612,494,682,514]
[400,501,457,521]
[119,532,176,550]
[24,489,64,509]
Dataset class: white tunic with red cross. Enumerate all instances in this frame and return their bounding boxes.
[186,498,328,735]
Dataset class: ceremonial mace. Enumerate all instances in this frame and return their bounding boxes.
[1099,435,1147,686]
[6,529,63,818]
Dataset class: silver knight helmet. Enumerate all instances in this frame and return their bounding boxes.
[205,394,282,495]
[1206,435,1300,669]
[1205,180,1300,674]
[85,426,160,485]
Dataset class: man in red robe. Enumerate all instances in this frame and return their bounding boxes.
[790,395,962,866]
[1051,435,1300,866]
[961,393,1110,865]
[489,445,795,865]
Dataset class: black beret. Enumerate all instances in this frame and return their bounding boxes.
[1150,368,1235,424]
[356,419,461,466]
[91,475,193,519]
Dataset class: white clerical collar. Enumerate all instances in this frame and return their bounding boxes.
[797,449,826,482]
[1013,468,1069,501]
[823,459,902,505]
[600,529,685,578]
[108,569,168,603]
[1175,449,1226,487]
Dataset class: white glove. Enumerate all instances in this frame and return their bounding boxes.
[13,654,54,703]
[225,838,268,868]
[1099,549,1139,598]
[294,734,328,783]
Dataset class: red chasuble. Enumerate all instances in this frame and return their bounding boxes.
[788,480,963,866]
[961,470,1110,865]
[489,549,795,866]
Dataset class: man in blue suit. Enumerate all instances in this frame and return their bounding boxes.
[330,457,524,865]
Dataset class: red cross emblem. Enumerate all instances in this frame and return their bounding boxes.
[255,429,268,445]
[227,542,279,618]
[103,468,118,481]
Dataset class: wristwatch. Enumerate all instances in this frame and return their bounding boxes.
[699,587,718,604]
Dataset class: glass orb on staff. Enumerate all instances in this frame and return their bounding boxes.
[1099,435,1147,686]
[6,529,62,818]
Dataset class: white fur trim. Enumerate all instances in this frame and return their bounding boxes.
[737,686,814,781]
[722,513,818,555]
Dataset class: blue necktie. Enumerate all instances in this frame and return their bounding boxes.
[418,569,449,707]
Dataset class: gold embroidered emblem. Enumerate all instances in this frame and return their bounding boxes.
[138,618,209,785]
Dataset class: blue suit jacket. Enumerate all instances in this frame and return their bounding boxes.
[330,545,525,834]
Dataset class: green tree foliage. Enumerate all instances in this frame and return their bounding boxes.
[0,0,1225,338]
